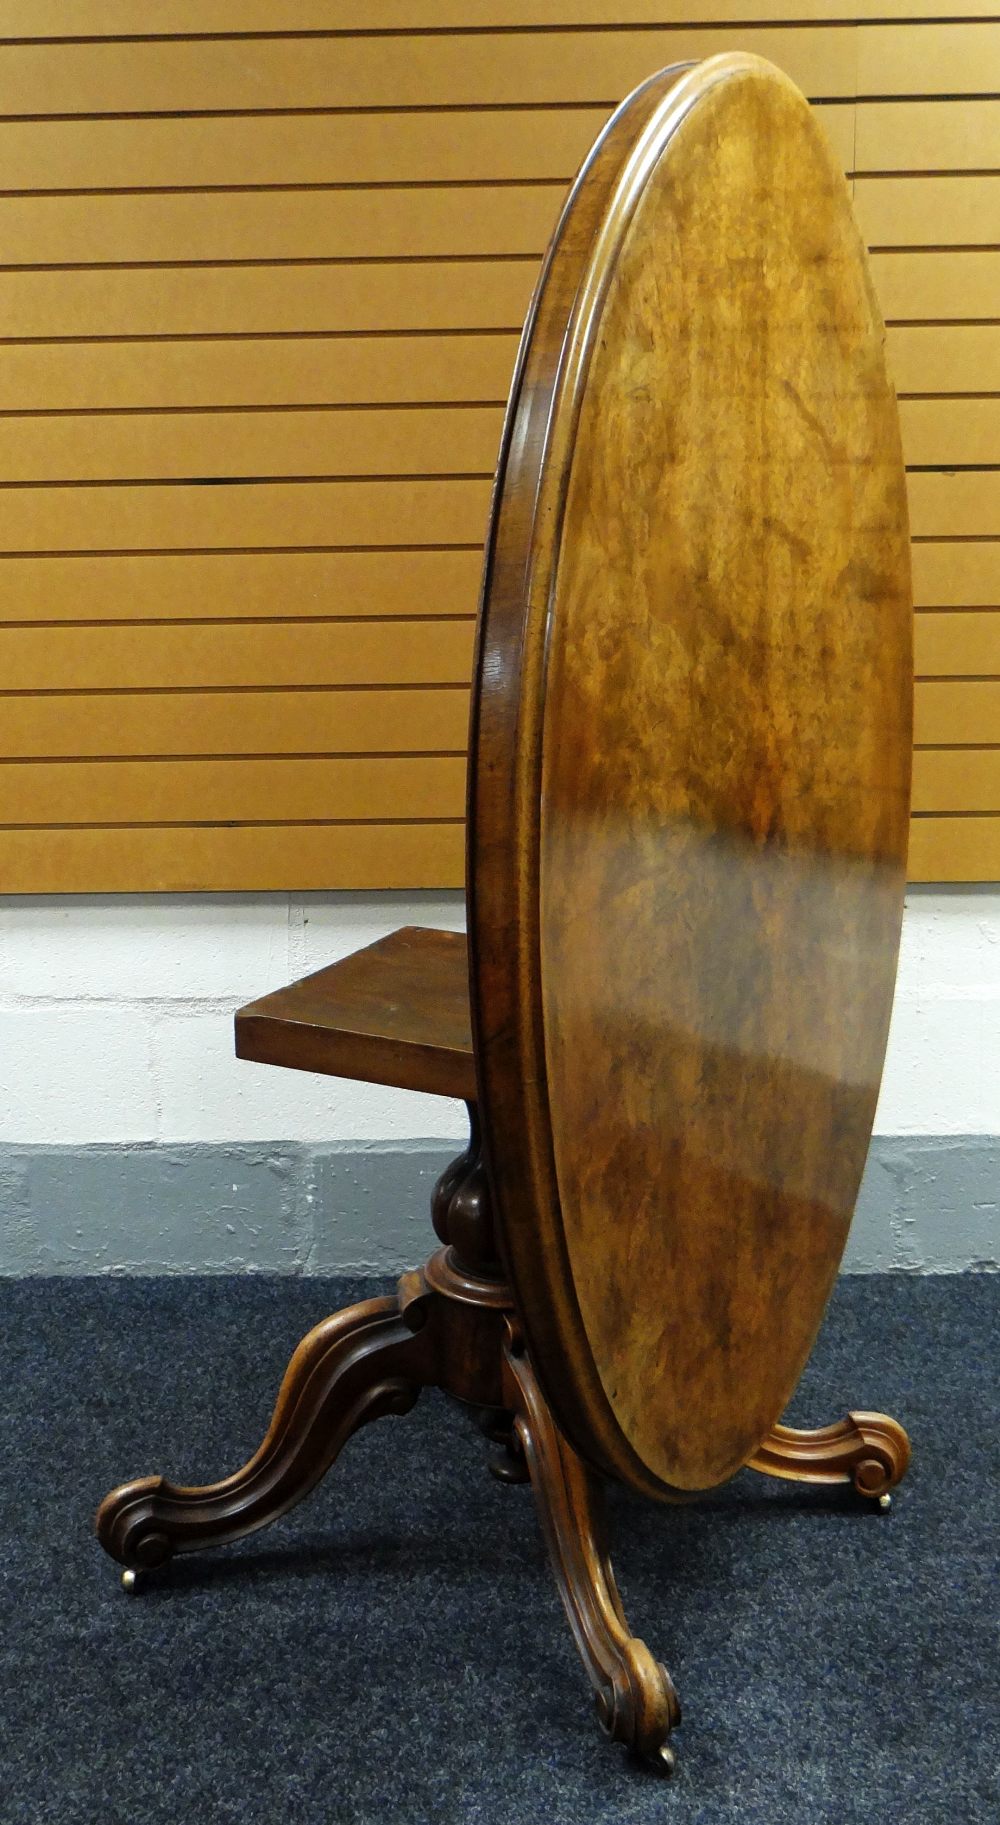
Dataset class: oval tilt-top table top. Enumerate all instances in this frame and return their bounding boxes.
[467,54,913,1501]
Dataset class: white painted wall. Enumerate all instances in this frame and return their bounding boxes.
[876,888,999,1135]
[0,886,995,1147]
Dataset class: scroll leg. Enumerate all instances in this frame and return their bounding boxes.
[502,1330,680,1770]
[747,1410,911,1506]
[96,1287,433,1574]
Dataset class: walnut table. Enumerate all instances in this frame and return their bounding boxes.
[97,54,913,1773]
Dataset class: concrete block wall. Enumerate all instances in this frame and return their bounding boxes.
[0,886,996,1272]
[0,892,468,1149]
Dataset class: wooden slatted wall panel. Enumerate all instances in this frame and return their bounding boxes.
[0,8,996,889]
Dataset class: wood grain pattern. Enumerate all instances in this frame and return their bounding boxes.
[235,925,474,1099]
[469,55,912,1498]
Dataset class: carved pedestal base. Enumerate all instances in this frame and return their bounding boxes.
[96,1248,679,1767]
[95,1117,908,1771]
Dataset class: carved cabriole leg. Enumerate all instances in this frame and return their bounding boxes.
[747,1411,912,1503]
[96,1288,435,1573]
[96,1104,683,1768]
[502,1324,680,1771]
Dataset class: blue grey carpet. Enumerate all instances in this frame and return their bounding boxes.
[0,1274,997,1825]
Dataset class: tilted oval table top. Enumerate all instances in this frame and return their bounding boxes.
[467,54,913,1500]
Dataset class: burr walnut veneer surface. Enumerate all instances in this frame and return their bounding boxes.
[468,56,913,1499]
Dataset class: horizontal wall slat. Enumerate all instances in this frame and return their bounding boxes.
[9,448,1000,569]
[0,405,505,483]
[0,620,476,690]
[0,821,466,893]
[0,578,991,683]
[0,754,466,824]
[0,3,991,35]
[0,25,993,114]
[888,328,1000,399]
[0,334,520,413]
[0,110,614,191]
[0,813,954,894]
[914,680,1000,746]
[0,25,993,113]
[0,692,988,807]
[0,186,565,266]
[913,750,1000,814]
[0,16,992,889]
[910,543,1000,609]
[914,611,1000,678]
[855,177,1000,251]
[0,479,492,553]
[0,105,856,192]
[35,176,1000,276]
[2,476,990,580]
[855,100,1000,174]
[0,688,471,759]
[0,106,854,192]
[0,31,858,113]
[0,549,484,624]
[870,252,1000,324]
[858,24,1000,98]
[907,816,1000,883]
[901,399,1000,469]
[0,262,537,338]
[3,255,991,345]
[907,473,1000,539]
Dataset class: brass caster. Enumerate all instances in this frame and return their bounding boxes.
[651,1744,676,1776]
[121,1568,139,1593]
[878,1493,892,1512]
